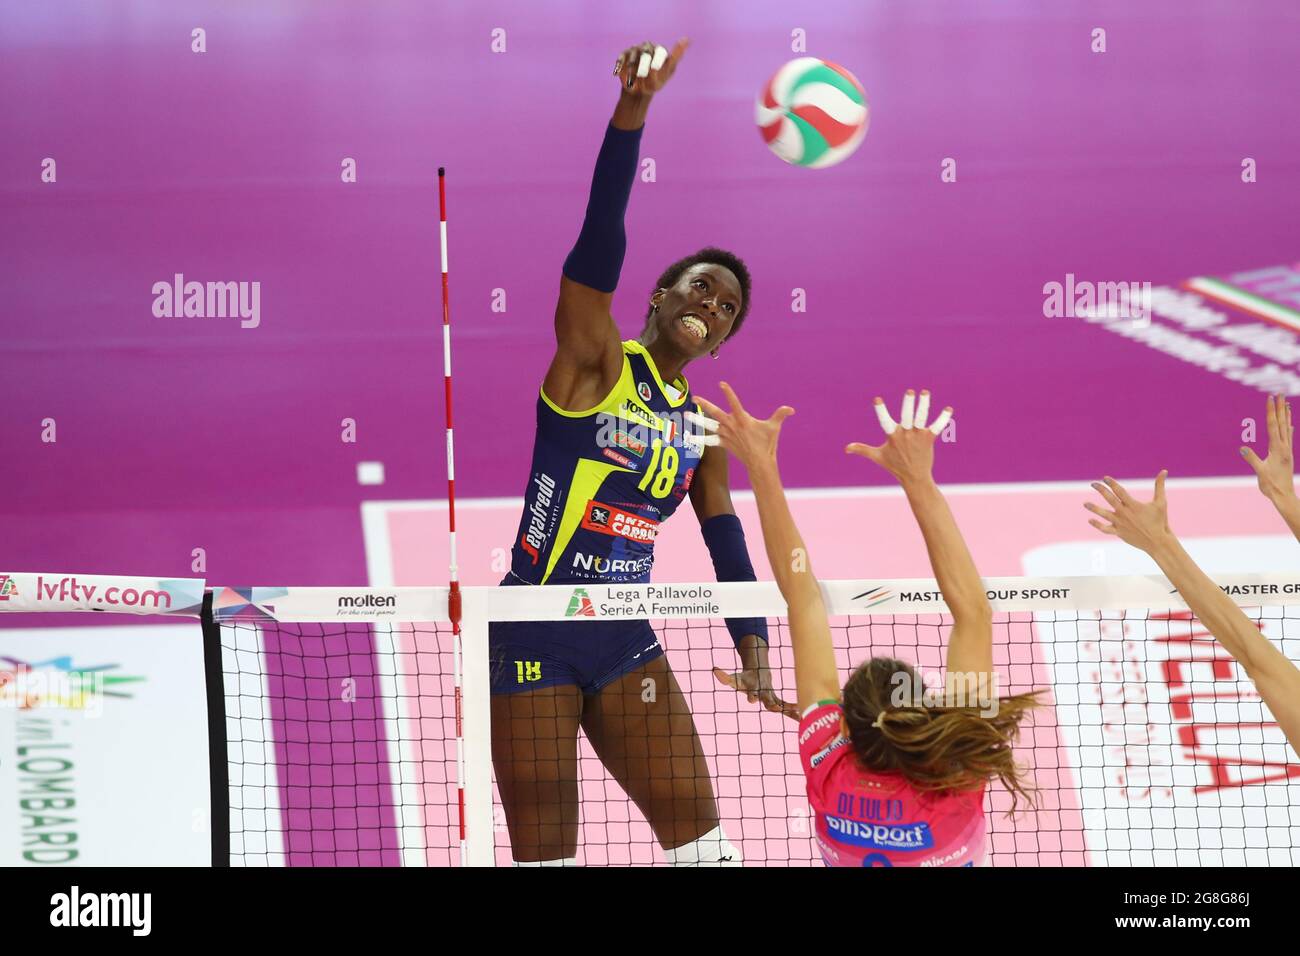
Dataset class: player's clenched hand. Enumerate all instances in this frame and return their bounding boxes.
[614,38,689,98]
[692,382,794,471]
[846,389,952,486]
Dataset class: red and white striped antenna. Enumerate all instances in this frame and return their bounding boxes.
[437,166,466,861]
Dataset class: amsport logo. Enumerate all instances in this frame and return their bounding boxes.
[825,815,934,852]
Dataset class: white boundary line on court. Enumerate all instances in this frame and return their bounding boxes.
[361,500,397,586]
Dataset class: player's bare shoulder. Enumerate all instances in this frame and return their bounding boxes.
[545,276,623,411]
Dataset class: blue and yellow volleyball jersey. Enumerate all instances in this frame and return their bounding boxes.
[508,339,703,586]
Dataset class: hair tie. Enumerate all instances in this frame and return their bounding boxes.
[871,711,887,730]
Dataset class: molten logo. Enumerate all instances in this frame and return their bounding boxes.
[337,594,395,609]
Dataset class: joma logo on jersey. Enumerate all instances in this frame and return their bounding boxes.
[520,472,558,564]
[515,661,542,683]
[618,399,661,431]
[571,553,653,576]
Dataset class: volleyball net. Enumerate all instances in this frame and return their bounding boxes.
[4,571,1300,866]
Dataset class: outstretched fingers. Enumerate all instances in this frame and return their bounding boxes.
[927,406,953,436]
[1154,469,1168,503]
[1084,501,1116,522]
[845,441,881,462]
[682,409,720,449]
[1102,476,1135,506]
[1242,444,1266,474]
[899,390,916,429]
[913,390,931,430]
[718,381,747,417]
[1091,480,1122,510]
[873,397,897,436]
[768,405,796,428]
[694,395,727,422]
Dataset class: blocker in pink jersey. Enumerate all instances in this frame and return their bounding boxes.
[694,384,1045,871]
[798,700,986,867]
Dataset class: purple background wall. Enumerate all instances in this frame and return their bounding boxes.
[3,0,1299,588]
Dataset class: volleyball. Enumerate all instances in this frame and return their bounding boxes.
[755,56,869,168]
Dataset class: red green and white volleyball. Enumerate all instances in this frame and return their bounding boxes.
[756,57,869,168]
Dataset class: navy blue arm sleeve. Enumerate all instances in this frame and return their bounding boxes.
[700,513,771,649]
[561,122,643,294]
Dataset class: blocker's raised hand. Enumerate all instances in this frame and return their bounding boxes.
[845,389,952,485]
[1084,473,1173,556]
[691,382,794,470]
[1242,394,1296,504]
[614,37,690,97]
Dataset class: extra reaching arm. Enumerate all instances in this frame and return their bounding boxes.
[1086,472,1300,756]
[694,384,840,714]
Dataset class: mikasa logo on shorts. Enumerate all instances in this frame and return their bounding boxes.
[825,815,934,852]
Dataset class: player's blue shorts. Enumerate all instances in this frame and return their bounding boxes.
[487,575,664,696]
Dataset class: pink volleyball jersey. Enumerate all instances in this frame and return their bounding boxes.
[798,701,988,867]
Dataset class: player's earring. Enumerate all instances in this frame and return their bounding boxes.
[710,348,720,359]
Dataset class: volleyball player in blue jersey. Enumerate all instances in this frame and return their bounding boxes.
[489,38,794,866]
